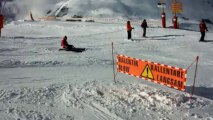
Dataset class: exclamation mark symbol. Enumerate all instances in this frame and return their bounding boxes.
[141,65,153,80]
[146,67,149,77]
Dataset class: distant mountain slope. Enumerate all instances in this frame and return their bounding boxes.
[48,0,213,21]
[47,0,161,18]
[2,0,213,21]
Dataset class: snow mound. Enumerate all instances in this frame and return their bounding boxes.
[0,84,71,120]
[62,81,212,119]
[0,81,212,119]
[0,84,65,105]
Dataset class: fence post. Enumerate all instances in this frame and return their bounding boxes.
[190,56,199,100]
[112,42,116,83]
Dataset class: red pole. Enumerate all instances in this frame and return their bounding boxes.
[160,0,166,28]
[162,11,166,28]
[112,42,116,83]
[190,56,199,100]
[0,14,3,37]
[173,15,178,29]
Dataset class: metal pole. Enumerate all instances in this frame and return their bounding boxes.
[1,1,6,14]
[190,56,199,100]
[133,28,135,40]
[112,42,116,83]
[161,0,165,12]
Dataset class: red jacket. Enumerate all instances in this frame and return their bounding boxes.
[61,38,68,48]
[199,22,207,32]
[126,22,133,32]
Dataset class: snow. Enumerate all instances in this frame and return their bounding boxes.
[0,18,213,120]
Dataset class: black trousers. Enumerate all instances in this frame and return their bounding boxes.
[65,45,74,50]
[200,32,205,41]
[143,28,146,37]
[127,31,132,39]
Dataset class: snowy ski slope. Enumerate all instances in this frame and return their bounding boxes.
[0,18,213,120]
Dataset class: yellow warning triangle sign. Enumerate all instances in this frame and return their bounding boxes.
[141,64,154,80]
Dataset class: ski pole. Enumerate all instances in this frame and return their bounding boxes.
[133,28,135,40]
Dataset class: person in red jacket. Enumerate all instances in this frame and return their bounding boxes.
[61,36,74,50]
[141,19,148,37]
[199,19,208,42]
[126,21,134,40]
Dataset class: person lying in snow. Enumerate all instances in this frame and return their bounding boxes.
[61,36,74,50]
[60,36,86,52]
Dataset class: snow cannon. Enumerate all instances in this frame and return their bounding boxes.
[0,14,3,28]
[161,12,166,28]
[173,16,178,29]
[0,14,4,37]
[157,1,166,28]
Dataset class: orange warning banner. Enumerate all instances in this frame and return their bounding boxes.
[117,54,187,91]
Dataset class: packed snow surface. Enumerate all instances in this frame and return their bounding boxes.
[0,18,213,120]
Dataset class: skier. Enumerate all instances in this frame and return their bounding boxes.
[60,36,86,52]
[61,36,74,50]
[126,21,134,40]
[199,19,208,42]
[141,19,148,37]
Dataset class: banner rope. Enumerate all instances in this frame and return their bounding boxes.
[186,57,197,71]
[184,56,199,101]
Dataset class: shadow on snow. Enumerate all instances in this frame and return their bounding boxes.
[149,34,184,38]
[200,40,213,43]
[132,34,183,41]
[185,86,213,100]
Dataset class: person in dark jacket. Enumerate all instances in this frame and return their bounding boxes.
[126,21,134,40]
[61,36,74,50]
[199,19,208,41]
[141,19,148,37]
